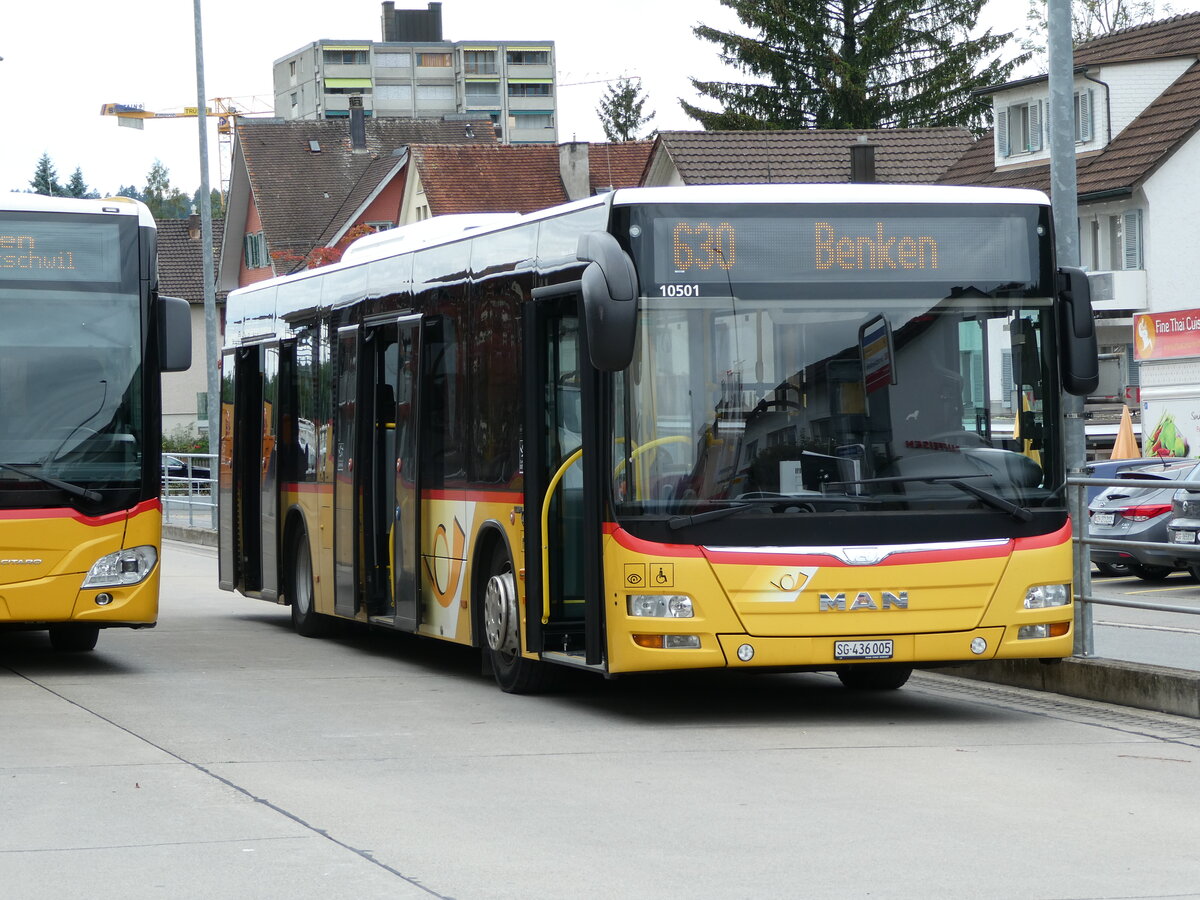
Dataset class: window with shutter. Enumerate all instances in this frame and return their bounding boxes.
[1028,101,1043,152]
[1074,89,1093,142]
[1122,210,1143,270]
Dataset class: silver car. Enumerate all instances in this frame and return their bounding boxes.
[1088,459,1199,581]
[1165,483,1200,579]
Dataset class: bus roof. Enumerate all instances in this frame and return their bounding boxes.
[228,183,1049,303]
[1,192,156,227]
[607,183,1050,208]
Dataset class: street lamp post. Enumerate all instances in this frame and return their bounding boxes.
[193,1,220,459]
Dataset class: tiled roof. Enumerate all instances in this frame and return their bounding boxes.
[411,142,651,215]
[158,217,225,303]
[236,117,495,265]
[413,144,567,214]
[651,129,976,184]
[587,141,654,193]
[940,61,1200,197]
[1074,11,1200,66]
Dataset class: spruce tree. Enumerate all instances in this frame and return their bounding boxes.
[63,168,99,199]
[29,153,61,196]
[596,77,656,142]
[684,0,1028,132]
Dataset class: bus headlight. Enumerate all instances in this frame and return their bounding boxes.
[628,594,694,618]
[1024,584,1070,609]
[82,546,158,588]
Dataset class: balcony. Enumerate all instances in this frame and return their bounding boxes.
[1087,269,1148,314]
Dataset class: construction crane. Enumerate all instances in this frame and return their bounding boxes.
[101,97,273,196]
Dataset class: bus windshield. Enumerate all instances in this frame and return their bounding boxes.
[613,202,1060,528]
[0,287,144,497]
[616,294,1057,510]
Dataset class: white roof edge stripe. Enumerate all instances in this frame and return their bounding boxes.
[612,184,1050,206]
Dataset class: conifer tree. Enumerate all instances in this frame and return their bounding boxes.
[29,153,61,196]
[62,168,99,199]
[684,0,1028,133]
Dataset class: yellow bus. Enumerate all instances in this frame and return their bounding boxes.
[0,193,191,651]
[220,185,1097,692]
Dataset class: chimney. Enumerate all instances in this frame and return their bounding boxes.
[188,211,201,240]
[349,95,367,151]
[384,1,443,42]
[558,141,590,201]
[381,2,396,41]
[850,136,876,183]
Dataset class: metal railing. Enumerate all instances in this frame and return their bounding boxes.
[1068,473,1200,657]
[161,452,217,530]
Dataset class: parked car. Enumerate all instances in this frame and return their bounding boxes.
[162,455,211,484]
[1088,459,1199,580]
[1164,482,1200,579]
[1083,458,1153,504]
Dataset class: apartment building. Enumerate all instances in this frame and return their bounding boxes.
[272,2,557,144]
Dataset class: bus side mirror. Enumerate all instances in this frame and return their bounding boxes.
[1057,266,1098,396]
[159,295,193,373]
[578,231,638,372]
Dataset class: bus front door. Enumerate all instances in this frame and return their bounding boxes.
[524,295,605,668]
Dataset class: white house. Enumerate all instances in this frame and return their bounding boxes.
[941,13,1200,455]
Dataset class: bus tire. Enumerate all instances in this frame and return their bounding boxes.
[836,664,912,691]
[289,527,331,638]
[49,624,99,652]
[482,545,548,694]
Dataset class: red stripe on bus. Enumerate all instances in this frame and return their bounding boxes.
[1013,520,1071,551]
[0,497,160,526]
[604,524,706,558]
[424,488,524,504]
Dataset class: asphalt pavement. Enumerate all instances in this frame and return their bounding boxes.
[3,541,1200,899]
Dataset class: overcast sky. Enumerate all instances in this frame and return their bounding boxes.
[0,0,1171,197]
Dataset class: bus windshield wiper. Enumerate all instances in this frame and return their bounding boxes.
[668,503,753,530]
[831,474,1033,522]
[666,495,824,530]
[0,462,103,502]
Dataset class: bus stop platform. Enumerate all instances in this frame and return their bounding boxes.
[937,657,1200,719]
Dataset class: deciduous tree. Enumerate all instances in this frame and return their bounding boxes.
[597,76,656,141]
[1022,0,1170,61]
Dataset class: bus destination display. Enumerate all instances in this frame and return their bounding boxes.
[0,219,122,283]
[655,214,1033,287]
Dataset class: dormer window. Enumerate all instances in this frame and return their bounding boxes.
[997,100,1043,157]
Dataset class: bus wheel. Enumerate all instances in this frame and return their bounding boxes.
[49,624,99,652]
[836,664,912,691]
[482,547,547,694]
[289,528,331,638]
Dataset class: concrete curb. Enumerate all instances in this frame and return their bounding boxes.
[937,657,1200,719]
[163,524,218,548]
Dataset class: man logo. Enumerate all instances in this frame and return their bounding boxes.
[819,591,908,611]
